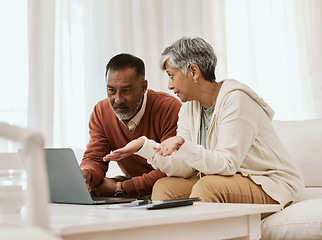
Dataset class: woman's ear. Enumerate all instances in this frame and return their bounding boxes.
[189,64,201,82]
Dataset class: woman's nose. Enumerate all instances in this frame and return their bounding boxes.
[168,78,174,90]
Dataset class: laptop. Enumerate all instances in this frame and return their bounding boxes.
[44,148,136,205]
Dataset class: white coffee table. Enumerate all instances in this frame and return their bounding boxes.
[48,202,280,240]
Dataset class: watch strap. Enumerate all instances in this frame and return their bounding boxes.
[114,181,125,198]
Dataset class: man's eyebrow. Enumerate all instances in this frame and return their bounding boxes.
[107,85,133,88]
[120,85,133,88]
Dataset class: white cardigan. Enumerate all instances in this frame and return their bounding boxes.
[136,79,304,207]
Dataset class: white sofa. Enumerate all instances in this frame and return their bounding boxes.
[261,119,322,240]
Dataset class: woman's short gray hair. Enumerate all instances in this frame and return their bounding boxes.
[160,37,217,82]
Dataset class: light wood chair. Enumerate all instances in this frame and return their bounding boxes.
[0,122,61,240]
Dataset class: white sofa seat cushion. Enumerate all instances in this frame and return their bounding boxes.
[261,198,322,240]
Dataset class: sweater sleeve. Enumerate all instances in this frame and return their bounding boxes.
[122,168,167,197]
[80,105,109,187]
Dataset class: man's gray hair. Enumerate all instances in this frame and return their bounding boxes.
[160,37,217,81]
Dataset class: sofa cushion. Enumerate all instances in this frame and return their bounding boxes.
[272,119,322,187]
[261,198,322,240]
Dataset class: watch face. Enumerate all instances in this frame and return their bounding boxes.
[114,191,125,198]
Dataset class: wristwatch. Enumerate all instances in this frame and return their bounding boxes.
[114,181,125,198]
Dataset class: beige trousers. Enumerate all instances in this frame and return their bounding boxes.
[151,174,279,218]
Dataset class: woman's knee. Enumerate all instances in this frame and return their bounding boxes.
[190,175,238,202]
[190,176,221,202]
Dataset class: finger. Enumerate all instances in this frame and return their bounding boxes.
[104,156,115,161]
[155,150,164,155]
[103,155,113,161]
[161,151,168,156]
[105,155,123,162]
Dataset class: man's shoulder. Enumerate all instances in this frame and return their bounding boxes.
[94,98,110,108]
[91,98,113,116]
[147,89,181,106]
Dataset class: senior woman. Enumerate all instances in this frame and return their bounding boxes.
[104,37,304,212]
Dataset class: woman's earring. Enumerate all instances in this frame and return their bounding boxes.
[193,78,197,83]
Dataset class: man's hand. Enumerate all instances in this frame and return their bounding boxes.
[153,136,185,156]
[81,169,92,191]
[103,138,145,162]
[91,177,117,197]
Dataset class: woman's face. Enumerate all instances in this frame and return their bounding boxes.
[165,62,194,102]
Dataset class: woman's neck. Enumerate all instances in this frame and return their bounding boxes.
[197,80,222,109]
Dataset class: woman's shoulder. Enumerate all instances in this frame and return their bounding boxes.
[179,101,202,119]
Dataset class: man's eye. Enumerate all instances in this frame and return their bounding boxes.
[168,74,174,79]
[123,89,131,94]
[108,88,116,94]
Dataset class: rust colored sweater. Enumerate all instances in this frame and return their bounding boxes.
[80,89,181,197]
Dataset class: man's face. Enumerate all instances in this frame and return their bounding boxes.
[107,67,147,121]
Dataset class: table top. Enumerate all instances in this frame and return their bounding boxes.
[49,202,281,236]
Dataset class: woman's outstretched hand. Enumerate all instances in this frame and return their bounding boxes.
[103,138,145,162]
[153,136,185,156]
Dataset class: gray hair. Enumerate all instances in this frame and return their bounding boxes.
[160,37,217,82]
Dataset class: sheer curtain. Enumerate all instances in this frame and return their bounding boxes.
[0,0,29,151]
[27,0,226,149]
[293,0,322,119]
[27,0,55,147]
[25,0,322,150]
[225,0,322,120]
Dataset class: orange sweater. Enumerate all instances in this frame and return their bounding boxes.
[80,89,181,197]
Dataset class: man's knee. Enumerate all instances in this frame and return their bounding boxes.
[152,176,198,201]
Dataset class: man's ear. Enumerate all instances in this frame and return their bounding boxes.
[142,80,148,93]
[189,64,201,80]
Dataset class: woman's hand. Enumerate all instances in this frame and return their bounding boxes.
[103,138,145,162]
[153,136,185,156]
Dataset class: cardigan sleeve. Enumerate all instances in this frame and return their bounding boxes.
[135,137,196,178]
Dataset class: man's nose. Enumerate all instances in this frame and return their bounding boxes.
[114,92,125,104]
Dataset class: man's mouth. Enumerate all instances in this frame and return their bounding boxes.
[113,105,129,112]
